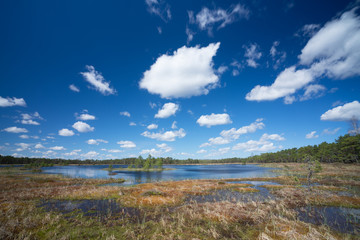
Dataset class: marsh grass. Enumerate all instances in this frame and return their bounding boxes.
[0,163,359,239]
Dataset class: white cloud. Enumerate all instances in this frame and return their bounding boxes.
[194,4,249,33]
[246,66,313,101]
[72,121,94,133]
[297,24,321,37]
[139,43,221,99]
[244,43,262,68]
[321,101,360,121]
[15,143,30,152]
[140,143,173,156]
[200,119,265,147]
[197,113,232,127]
[19,135,29,139]
[19,112,42,125]
[58,128,75,136]
[145,0,171,22]
[64,149,82,156]
[260,133,285,141]
[197,149,207,154]
[69,84,80,92]
[207,147,231,157]
[86,139,108,145]
[157,143,172,152]
[80,65,116,95]
[186,26,194,44]
[142,128,186,141]
[77,113,95,121]
[270,41,286,69]
[233,133,284,152]
[246,9,360,103]
[81,151,99,159]
[49,146,65,151]
[306,131,319,139]
[300,84,326,101]
[155,103,179,118]
[171,121,177,129]
[129,122,137,126]
[120,111,131,117]
[21,120,40,125]
[0,96,26,107]
[3,127,28,133]
[107,149,123,153]
[323,127,341,135]
[35,143,45,149]
[117,140,136,148]
[147,124,158,130]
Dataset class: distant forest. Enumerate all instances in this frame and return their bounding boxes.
[0,134,359,165]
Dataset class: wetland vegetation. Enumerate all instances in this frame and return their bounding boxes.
[0,134,359,239]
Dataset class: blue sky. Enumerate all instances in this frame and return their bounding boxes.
[1,0,360,160]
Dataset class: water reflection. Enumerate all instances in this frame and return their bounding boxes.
[42,164,279,185]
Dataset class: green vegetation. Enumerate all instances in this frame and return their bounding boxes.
[1,134,359,165]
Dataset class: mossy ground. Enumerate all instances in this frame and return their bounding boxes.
[0,163,359,239]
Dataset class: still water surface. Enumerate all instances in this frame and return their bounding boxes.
[42,164,278,185]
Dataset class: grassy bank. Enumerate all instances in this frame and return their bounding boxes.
[0,163,359,239]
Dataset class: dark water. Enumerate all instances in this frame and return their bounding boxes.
[186,181,281,204]
[39,199,141,221]
[297,206,360,234]
[41,164,278,185]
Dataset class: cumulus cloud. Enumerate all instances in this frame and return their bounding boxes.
[3,127,28,133]
[77,113,95,121]
[147,124,158,130]
[197,149,207,154]
[64,149,82,156]
[155,103,179,118]
[321,101,360,121]
[120,111,131,117]
[35,143,45,149]
[19,135,29,139]
[145,0,171,22]
[15,143,30,152]
[129,122,137,126]
[18,112,43,125]
[139,43,221,99]
[232,133,285,152]
[142,128,186,142]
[197,113,232,127]
[81,151,99,159]
[69,84,80,92]
[246,8,360,103]
[72,121,94,133]
[49,146,66,151]
[200,119,265,147]
[80,65,116,95]
[246,66,313,102]
[194,4,249,34]
[244,43,262,68]
[117,140,136,148]
[306,131,319,139]
[0,96,26,107]
[140,143,173,156]
[58,128,75,136]
[86,139,108,145]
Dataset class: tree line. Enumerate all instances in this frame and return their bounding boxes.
[0,134,359,165]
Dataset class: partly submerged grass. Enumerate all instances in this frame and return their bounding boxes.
[0,163,359,239]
